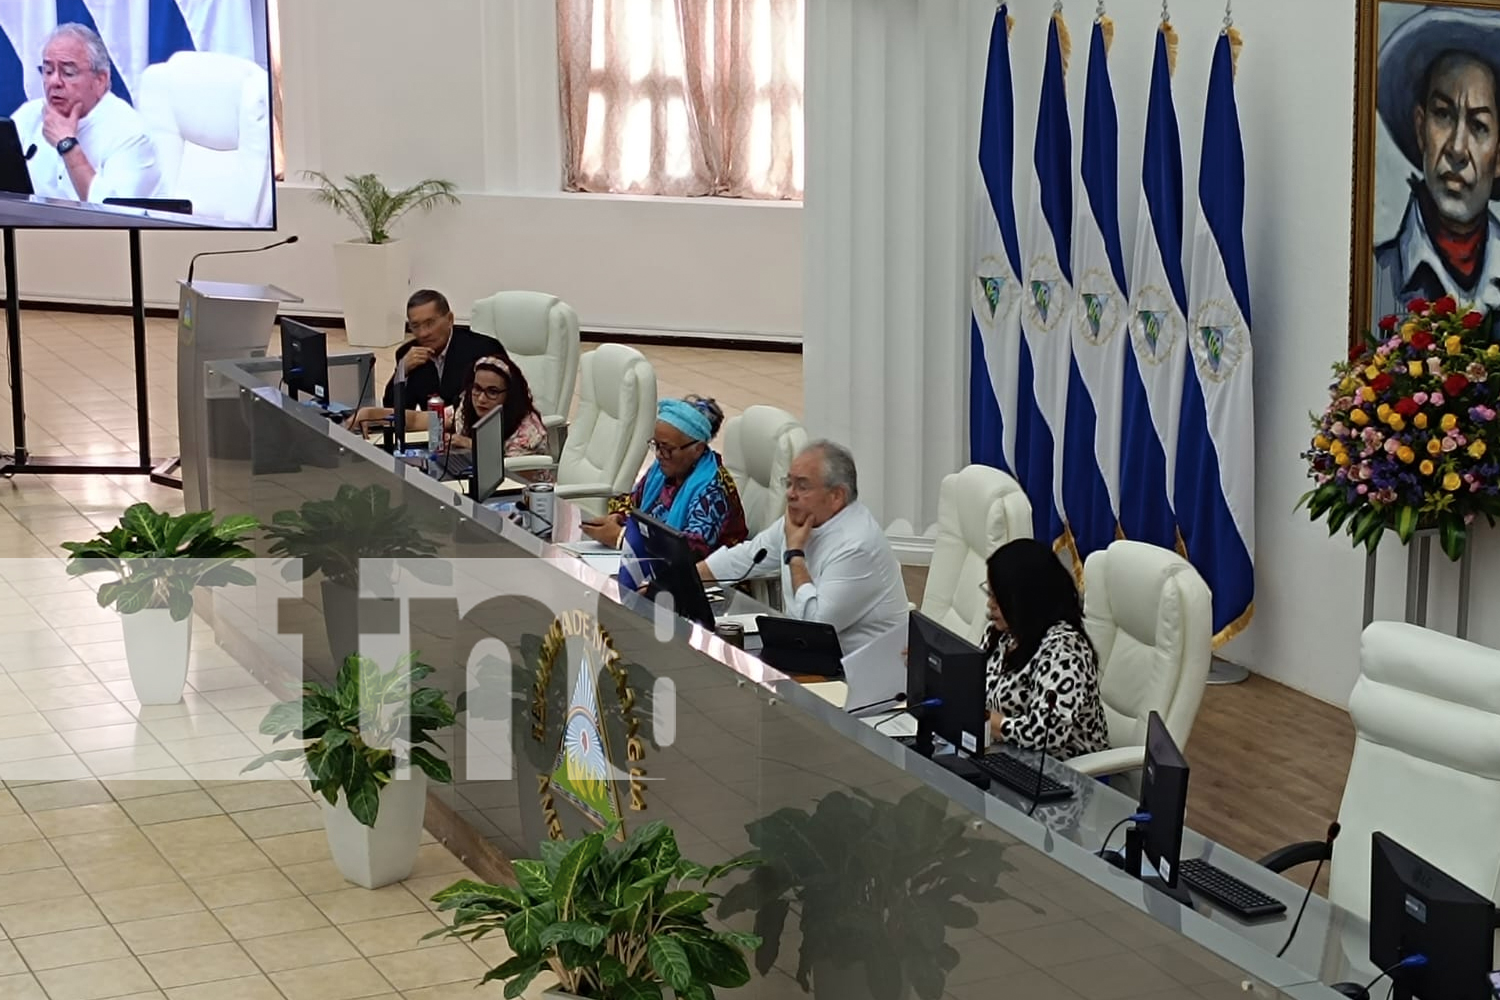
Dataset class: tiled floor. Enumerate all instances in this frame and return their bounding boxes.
[0,310,805,1000]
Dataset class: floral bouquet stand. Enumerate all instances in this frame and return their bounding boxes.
[1301,295,1498,638]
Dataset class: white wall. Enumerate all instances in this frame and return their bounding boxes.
[2,0,803,338]
[806,0,1500,706]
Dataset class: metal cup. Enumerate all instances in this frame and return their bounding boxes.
[715,621,746,649]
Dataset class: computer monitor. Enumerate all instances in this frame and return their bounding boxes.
[906,611,988,760]
[280,319,329,404]
[1137,711,1190,889]
[1368,832,1496,1000]
[0,120,35,195]
[629,510,716,629]
[470,404,507,501]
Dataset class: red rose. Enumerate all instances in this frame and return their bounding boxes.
[1394,397,1420,417]
[1463,311,1485,329]
[1443,373,1469,397]
[1433,296,1458,316]
[1379,314,1398,332]
[1371,373,1394,392]
[1411,330,1435,350]
[1408,297,1430,313]
[1348,343,1367,363]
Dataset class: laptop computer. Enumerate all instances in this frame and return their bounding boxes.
[0,120,35,196]
[755,616,844,678]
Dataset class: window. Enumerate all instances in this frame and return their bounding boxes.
[557,0,804,200]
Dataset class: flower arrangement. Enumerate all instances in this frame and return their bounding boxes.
[1301,295,1500,560]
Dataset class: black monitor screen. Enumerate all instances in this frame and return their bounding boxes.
[1139,711,1189,889]
[906,611,987,758]
[1370,832,1495,1000]
[630,510,715,629]
[471,404,507,501]
[0,2,278,230]
[279,319,327,403]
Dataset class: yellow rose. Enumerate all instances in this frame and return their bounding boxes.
[1420,459,1435,476]
[1397,446,1416,464]
[1443,471,1462,491]
[1446,335,1464,355]
[1488,344,1500,359]
[1401,321,1419,340]
[1361,387,1377,402]
[1470,440,1488,459]
[1339,378,1356,393]
[1414,412,1429,429]
[1365,365,1381,381]
[1389,415,1406,431]
[1350,408,1369,426]
[1427,437,1443,455]
[1441,413,1458,432]
[1409,361,1425,377]
[1336,452,1351,467]
[1376,403,1392,420]
[1313,435,1330,450]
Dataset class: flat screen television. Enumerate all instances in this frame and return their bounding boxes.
[0,0,276,229]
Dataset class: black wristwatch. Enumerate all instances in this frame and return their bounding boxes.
[783,549,805,566]
[56,137,79,156]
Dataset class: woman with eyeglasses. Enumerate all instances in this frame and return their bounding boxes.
[579,395,748,559]
[981,539,1109,759]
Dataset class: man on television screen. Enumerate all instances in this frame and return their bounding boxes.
[10,23,163,205]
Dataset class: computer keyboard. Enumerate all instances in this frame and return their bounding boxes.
[970,750,1074,803]
[1177,858,1287,920]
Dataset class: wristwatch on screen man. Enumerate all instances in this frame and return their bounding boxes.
[783,549,805,566]
[56,137,79,156]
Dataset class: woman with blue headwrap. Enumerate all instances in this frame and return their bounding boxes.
[580,395,748,562]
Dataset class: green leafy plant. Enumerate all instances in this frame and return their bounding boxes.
[428,821,762,1000]
[304,171,460,245]
[61,504,258,621]
[263,484,440,588]
[242,653,455,827]
[717,788,1027,1000]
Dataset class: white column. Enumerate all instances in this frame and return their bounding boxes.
[803,0,993,539]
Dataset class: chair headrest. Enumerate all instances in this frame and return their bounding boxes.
[473,291,559,355]
[730,406,801,479]
[944,465,1025,553]
[1085,540,1203,645]
[585,344,648,413]
[142,52,268,150]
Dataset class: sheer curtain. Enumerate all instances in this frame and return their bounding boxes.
[557,0,804,200]
[269,0,284,180]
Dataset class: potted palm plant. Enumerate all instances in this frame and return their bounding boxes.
[304,170,460,348]
[428,821,762,999]
[62,505,257,705]
[243,652,456,888]
[263,484,443,668]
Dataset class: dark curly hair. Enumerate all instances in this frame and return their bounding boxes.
[461,355,538,440]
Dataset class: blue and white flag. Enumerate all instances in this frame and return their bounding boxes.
[1119,23,1189,552]
[1177,29,1254,644]
[1014,12,1075,546]
[970,7,1026,477]
[0,0,261,114]
[1062,19,1127,560]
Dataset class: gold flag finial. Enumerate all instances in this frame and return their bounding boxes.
[1053,9,1071,75]
[1162,20,1179,77]
[1099,14,1114,53]
[1227,25,1243,75]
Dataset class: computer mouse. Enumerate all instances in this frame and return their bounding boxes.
[1328,983,1368,1000]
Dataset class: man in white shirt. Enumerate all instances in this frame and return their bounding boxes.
[11,24,163,205]
[700,440,908,655]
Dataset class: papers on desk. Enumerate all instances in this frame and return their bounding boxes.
[841,622,907,712]
[558,540,616,556]
[579,553,623,576]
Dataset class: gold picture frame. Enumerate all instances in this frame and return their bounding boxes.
[1349,0,1500,348]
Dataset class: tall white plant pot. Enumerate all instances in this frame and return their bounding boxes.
[321,769,428,888]
[121,608,192,705]
[333,239,410,348]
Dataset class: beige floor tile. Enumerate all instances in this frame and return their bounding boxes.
[0,895,105,938]
[0,840,63,876]
[30,803,134,838]
[367,943,488,992]
[100,779,199,802]
[137,716,236,743]
[212,897,327,940]
[309,885,424,925]
[42,704,138,732]
[268,957,393,1000]
[184,868,298,909]
[0,791,19,816]
[79,745,178,776]
[0,815,41,846]
[161,974,284,1000]
[338,911,447,957]
[70,857,179,895]
[255,830,330,866]
[90,882,203,924]
[277,860,349,895]
[0,733,73,763]
[0,943,23,976]
[0,714,54,741]
[159,840,272,881]
[137,942,259,989]
[117,792,223,826]
[113,912,229,956]
[160,734,259,767]
[240,926,359,972]
[13,925,130,970]
[34,956,157,1000]
[61,725,158,755]
[0,972,47,1000]
[398,875,461,912]
[406,843,467,879]
[231,803,323,840]
[0,866,83,906]
[47,828,160,869]
[141,815,246,852]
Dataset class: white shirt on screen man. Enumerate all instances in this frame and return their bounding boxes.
[703,442,908,655]
[12,92,163,204]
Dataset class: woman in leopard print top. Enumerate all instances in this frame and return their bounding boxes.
[982,539,1109,760]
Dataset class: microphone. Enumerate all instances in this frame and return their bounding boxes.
[1275,821,1341,958]
[187,235,299,284]
[1028,689,1059,817]
[709,548,769,592]
[24,144,37,161]
[846,691,907,715]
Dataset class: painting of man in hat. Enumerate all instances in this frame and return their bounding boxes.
[1370,3,1500,326]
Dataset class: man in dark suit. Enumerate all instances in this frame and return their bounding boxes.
[381,289,507,409]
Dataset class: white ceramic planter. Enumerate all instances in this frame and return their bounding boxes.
[321,768,428,888]
[333,239,410,348]
[120,607,193,705]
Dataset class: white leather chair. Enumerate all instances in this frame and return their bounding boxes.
[135,52,273,228]
[721,406,807,536]
[550,344,656,516]
[1262,621,1500,925]
[1069,540,1212,782]
[918,465,1032,645]
[470,291,580,459]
